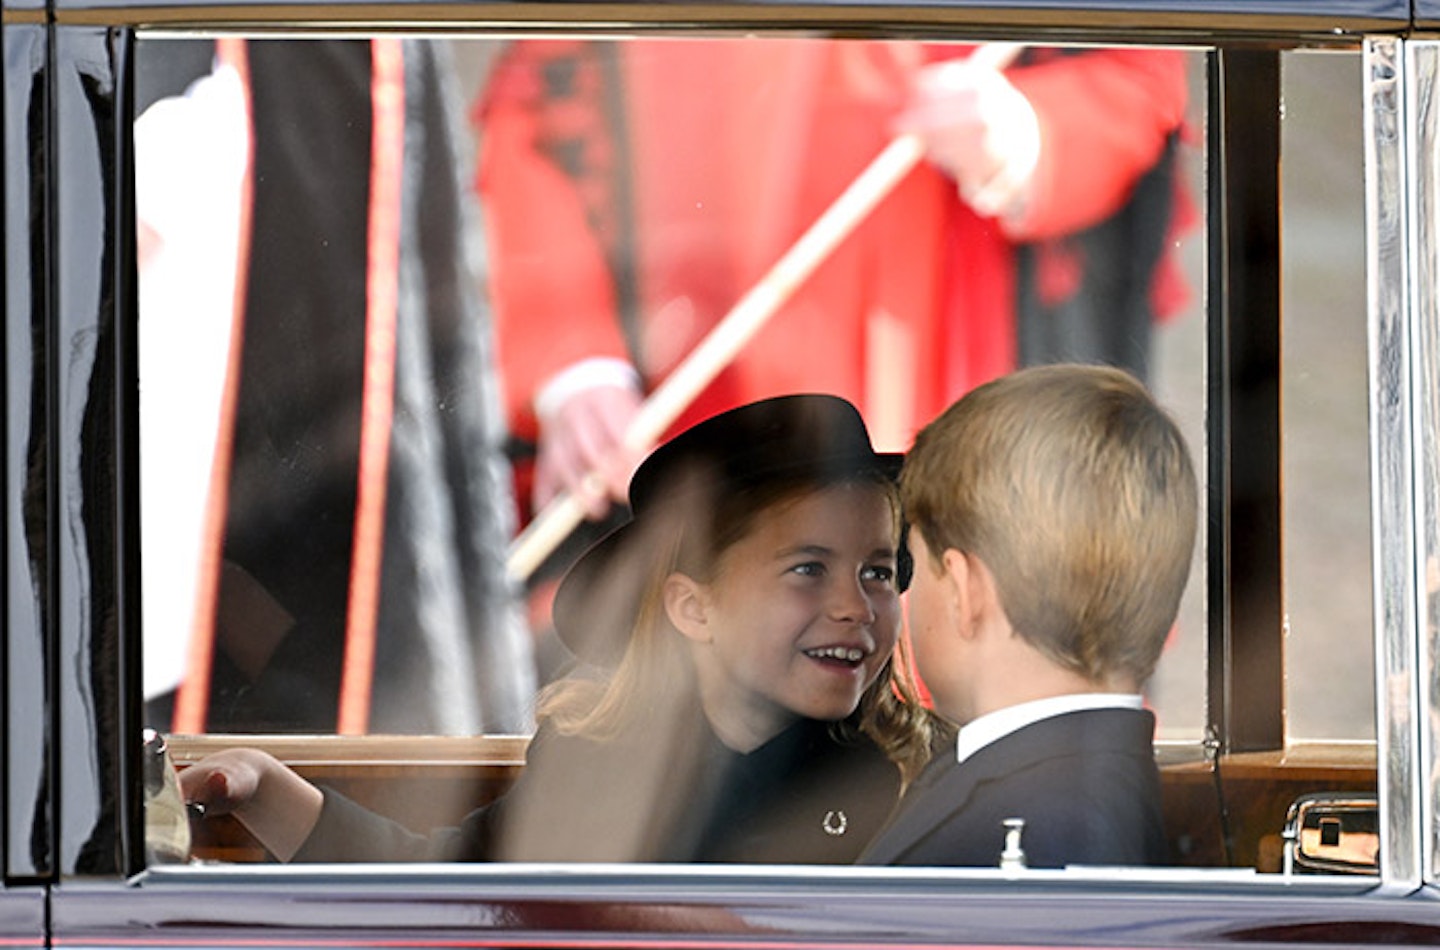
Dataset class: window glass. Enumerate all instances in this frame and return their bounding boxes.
[138,33,1210,739]
[134,35,1374,877]
[1279,50,1374,744]
[1147,49,1207,744]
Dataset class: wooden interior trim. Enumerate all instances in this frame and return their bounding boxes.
[166,735,1377,869]
[1163,743,1377,776]
[166,735,1374,773]
[165,733,531,767]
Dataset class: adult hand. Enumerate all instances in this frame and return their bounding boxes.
[179,748,324,861]
[534,383,645,519]
[897,57,1041,223]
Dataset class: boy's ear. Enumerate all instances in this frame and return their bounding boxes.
[663,573,712,644]
[940,548,998,639]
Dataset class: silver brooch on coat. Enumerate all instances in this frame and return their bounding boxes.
[822,810,848,836]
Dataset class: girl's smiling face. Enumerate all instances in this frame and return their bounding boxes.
[668,481,901,752]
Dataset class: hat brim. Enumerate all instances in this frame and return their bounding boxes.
[550,516,657,669]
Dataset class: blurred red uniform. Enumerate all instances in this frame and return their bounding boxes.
[476,38,1193,518]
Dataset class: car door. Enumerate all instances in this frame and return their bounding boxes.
[12,0,1440,946]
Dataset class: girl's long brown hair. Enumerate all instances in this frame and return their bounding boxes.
[537,473,944,785]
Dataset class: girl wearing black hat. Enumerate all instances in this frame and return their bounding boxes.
[180,395,941,864]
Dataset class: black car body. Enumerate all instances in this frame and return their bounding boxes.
[8,0,1440,945]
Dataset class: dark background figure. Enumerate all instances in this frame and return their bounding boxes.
[137,38,535,735]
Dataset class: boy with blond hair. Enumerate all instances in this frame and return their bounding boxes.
[859,364,1197,868]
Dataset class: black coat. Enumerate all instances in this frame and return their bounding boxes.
[297,711,901,864]
[857,708,1166,868]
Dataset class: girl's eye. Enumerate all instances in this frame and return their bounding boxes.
[862,564,897,585]
[789,561,825,578]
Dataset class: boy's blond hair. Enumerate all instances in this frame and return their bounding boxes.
[901,364,1197,685]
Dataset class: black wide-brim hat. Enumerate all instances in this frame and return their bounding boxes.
[552,394,905,667]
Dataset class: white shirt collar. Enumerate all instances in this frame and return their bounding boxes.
[954,693,1145,765]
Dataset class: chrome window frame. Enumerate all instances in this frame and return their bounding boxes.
[1365,35,1439,891]
[8,0,1426,893]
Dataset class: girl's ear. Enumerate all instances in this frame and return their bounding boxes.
[663,572,712,643]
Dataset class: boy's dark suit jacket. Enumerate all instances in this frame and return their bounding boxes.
[857,707,1167,868]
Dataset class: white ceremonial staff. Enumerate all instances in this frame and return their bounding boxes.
[506,42,1025,583]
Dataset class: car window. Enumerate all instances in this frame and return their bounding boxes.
[1279,50,1372,744]
[134,33,1381,879]
[139,33,1214,737]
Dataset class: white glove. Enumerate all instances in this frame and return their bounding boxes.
[534,360,645,518]
[898,57,1042,223]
